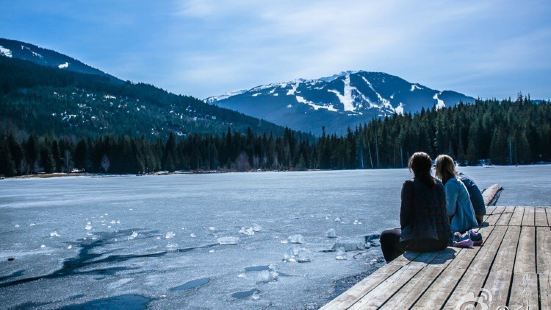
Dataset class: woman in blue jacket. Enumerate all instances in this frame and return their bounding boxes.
[435,155,478,233]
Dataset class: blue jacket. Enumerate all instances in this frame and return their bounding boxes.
[444,177,478,233]
[459,173,486,215]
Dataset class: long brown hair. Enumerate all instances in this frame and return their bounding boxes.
[435,154,456,184]
[408,152,435,187]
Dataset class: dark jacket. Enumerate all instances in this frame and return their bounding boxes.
[400,177,451,250]
[459,173,486,216]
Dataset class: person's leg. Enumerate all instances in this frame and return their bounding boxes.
[476,214,484,226]
[380,228,404,262]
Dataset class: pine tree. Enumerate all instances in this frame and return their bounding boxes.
[74,139,88,170]
[0,140,17,177]
[40,146,55,173]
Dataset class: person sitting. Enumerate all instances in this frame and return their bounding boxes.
[458,172,486,225]
[380,152,451,263]
[434,155,478,233]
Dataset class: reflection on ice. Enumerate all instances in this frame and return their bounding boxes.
[170,277,210,292]
[231,288,260,300]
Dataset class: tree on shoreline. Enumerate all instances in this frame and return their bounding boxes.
[1,98,550,177]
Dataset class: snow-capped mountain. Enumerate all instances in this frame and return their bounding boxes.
[207,71,475,135]
[0,38,112,78]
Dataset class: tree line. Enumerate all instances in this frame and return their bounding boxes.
[1,97,550,177]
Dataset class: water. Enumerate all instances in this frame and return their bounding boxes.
[1,165,550,309]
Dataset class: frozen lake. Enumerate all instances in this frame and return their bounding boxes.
[1,165,550,309]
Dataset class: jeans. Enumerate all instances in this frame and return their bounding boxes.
[380,228,403,263]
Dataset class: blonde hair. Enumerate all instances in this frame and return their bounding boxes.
[435,154,456,183]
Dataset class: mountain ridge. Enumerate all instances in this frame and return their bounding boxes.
[0,38,292,138]
[207,70,475,135]
[0,38,117,79]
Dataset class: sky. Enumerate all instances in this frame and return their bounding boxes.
[1,0,550,99]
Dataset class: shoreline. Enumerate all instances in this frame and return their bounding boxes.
[4,162,551,180]
[3,163,551,180]
[5,169,316,179]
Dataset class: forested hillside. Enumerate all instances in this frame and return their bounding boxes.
[1,97,549,177]
[0,57,286,138]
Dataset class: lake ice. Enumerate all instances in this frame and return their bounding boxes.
[1,166,550,309]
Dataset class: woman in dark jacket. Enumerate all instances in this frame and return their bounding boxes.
[380,152,451,262]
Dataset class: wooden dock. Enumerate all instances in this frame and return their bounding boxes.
[321,206,551,309]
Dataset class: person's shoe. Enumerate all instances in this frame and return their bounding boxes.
[469,230,483,246]
[453,238,474,248]
[453,232,469,243]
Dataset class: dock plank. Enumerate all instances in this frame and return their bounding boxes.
[406,226,495,309]
[349,252,440,309]
[379,248,458,309]
[522,207,535,226]
[480,226,521,308]
[321,206,550,310]
[485,206,504,226]
[509,206,524,226]
[320,254,420,309]
[441,225,508,309]
[509,226,538,309]
[537,226,551,309]
[535,207,548,227]
[496,206,514,226]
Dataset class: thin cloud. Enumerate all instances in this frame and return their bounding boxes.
[2,0,549,98]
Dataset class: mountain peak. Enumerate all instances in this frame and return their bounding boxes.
[0,38,112,78]
[208,71,475,135]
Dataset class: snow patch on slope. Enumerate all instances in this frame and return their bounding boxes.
[205,89,247,103]
[395,102,405,115]
[433,92,445,110]
[58,62,69,69]
[296,95,337,112]
[361,76,393,111]
[327,73,356,112]
[0,45,12,58]
[287,82,299,96]
[410,84,423,91]
[21,45,43,58]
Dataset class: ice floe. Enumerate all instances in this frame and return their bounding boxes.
[326,228,337,238]
[165,231,175,239]
[217,236,239,245]
[239,227,255,236]
[335,247,347,260]
[128,231,139,240]
[330,238,367,252]
[283,246,311,263]
[256,270,279,283]
[287,234,304,244]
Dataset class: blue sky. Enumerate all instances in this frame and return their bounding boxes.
[1,0,550,99]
